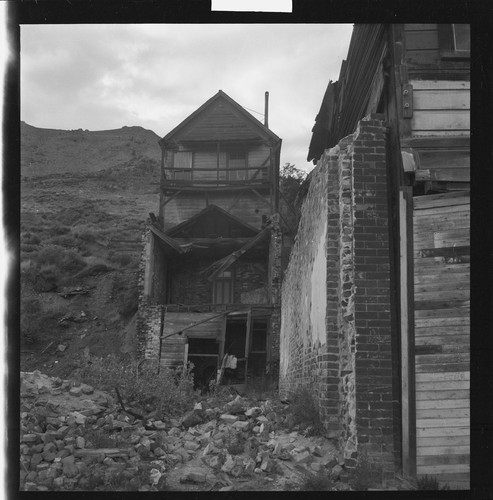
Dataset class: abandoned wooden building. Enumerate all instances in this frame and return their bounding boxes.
[280,24,470,488]
[138,90,283,390]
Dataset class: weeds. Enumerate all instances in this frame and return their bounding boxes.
[286,386,323,435]
[297,470,335,491]
[78,355,198,417]
[348,451,383,491]
[417,475,450,491]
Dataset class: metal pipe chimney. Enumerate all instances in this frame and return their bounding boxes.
[264,91,269,128]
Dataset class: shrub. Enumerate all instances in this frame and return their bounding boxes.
[20,243,38,253]
[349,451,384,491]
[20,297,41,344]
[297,470,335,491]
[417,475,450,491]
[112,274,139,318]
[50,225,71,236]
[21,232,41,245]
[78,355,198,417]
[287,386,323,435]
[36,245,86,274]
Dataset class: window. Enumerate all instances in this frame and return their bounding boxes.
[173,151,192,180]
[228,152,248,181]
[213,271,233,304]
[439,24,470,59]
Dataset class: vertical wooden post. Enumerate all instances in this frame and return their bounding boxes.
[400,188,416,477]
[143,232,155,298]
[244,308,252,384]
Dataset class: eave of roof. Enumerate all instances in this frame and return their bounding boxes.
[159,90,281,145]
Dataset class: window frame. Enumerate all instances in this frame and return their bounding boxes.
[173,150,193,181]
[213,270,234,304]
[438,24,470,60]
[227,151,248,182]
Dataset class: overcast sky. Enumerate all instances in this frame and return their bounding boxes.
[21,24,353,172]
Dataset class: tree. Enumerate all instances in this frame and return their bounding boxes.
[279,163,308,233]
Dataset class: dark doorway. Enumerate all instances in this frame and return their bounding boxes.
[223,318,247,384]
[187,337,219,390]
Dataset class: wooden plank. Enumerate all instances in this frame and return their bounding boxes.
[402,136,469,149]
[413,89,469,110]
[413,213,470,232]
[414,280,469,293]
[414,261,469,274]
[413,227,469,244]
[416,341,470,353]
[414,202,469,216]
[416,408,469,419]
[416,390,469,401]
[410,80,470,91]
[414,299,469,311]
[415,362,469,374]
[414,308,469,319]
[415,167,470,182]
[415,371,469,382]
[405,30,439,50]
[415,316,469,328]
[416,353,469,365]
[416,399,469,410]
[417,149,469,171]
[417,453,469,466]
[417,445,469,456]
[416,418,469,428]
[416,380,469,391]
[412,130,470,138]
[414,289,469,302]
[417,426,469,437]
[417,464,469,474]
[412,110,470,131]
[399,189,414,477]
[414,273,469,286]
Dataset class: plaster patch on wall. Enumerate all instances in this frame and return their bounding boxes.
[310,221,327,346]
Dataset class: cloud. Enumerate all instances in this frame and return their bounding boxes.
[21,23,353,171]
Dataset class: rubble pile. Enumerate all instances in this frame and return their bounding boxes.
[20,371,353,491]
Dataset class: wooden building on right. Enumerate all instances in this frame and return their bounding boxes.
[282,24,470,488]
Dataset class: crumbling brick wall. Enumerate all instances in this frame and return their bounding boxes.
[280,115,396,470]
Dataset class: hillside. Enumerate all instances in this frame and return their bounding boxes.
[21,122,162,177]
[20,123,162,377]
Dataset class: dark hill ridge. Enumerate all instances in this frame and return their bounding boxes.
[21,121,162,177]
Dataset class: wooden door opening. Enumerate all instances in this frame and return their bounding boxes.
[223,318,248,385]
[187,337,219,391]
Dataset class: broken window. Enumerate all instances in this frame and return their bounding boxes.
[228,152,248,181]
[213,271,233,304]
[439,24,470,58]
[249,319,269,377]
[173,151,193,180]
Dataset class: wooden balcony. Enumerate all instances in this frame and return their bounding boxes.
[161,165,272,191]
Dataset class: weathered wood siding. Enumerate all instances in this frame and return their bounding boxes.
[160,312,224,368]
[163,191,273,229]
[404,24,440,67]
[410,80,470,137]
[413,192,470,488]
[177,100,265,142]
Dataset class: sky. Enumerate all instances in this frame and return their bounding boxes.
[20,24,353,173]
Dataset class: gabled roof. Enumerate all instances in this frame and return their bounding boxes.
[160,90,280,145]
[166,204,259,238]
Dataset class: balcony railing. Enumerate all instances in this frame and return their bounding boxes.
[162,165,271,189]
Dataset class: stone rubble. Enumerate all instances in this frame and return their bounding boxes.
[20,370,355,491]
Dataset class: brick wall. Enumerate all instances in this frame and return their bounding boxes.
[280,115,397,471]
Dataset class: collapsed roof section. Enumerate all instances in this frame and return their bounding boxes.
[150,204,271,264]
